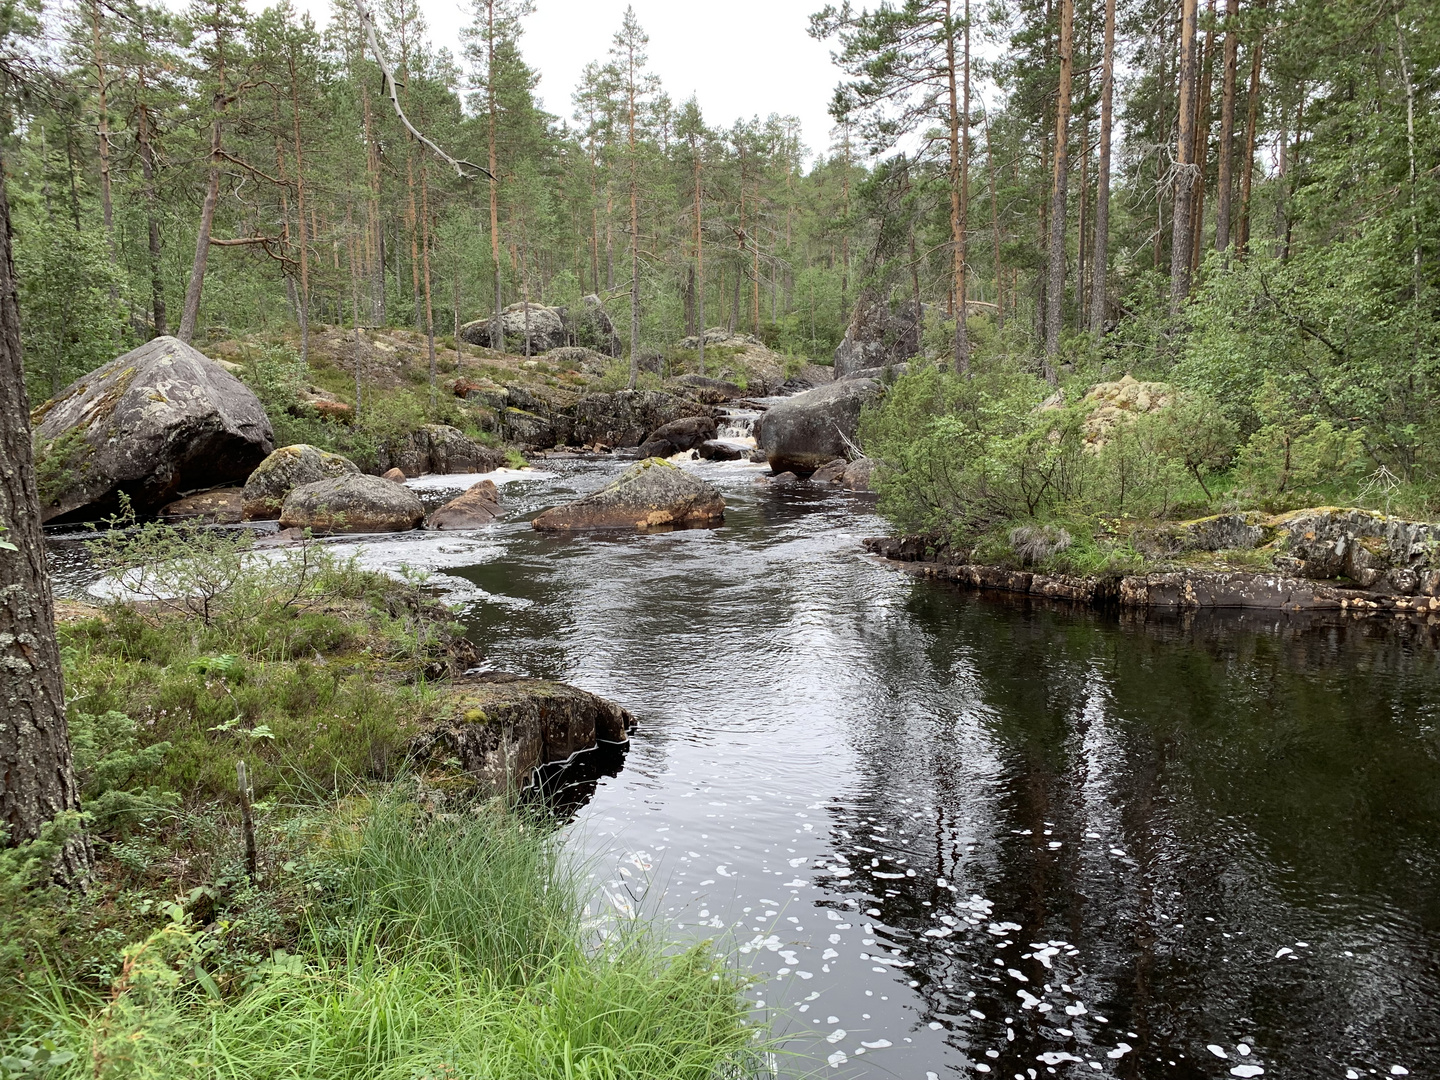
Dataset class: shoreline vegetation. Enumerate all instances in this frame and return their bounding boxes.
[0,524,759,1078]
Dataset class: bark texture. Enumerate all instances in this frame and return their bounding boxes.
[0,154,89,879]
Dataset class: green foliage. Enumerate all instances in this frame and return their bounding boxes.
[67,709,177,836]
[32,430,92,511]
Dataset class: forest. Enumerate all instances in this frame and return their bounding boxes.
[1,0,1438,1074]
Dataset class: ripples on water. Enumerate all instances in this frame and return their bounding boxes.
[51,458,1440,1078]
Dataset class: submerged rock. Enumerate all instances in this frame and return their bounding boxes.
[698,440,743,461]
[159,487,245,524]
[31,335,275,522]
[279,474,425,533]
[756,378,881,475]
[532,458,724,532]
[242,444,360,520]
[426,479,503,529]
[412,676,634,796]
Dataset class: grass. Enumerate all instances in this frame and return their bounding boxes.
[11,798,759,1080]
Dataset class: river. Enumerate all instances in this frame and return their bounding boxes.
[56,455,1440,1078]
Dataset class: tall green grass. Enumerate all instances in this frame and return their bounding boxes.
[12,800,761,1080]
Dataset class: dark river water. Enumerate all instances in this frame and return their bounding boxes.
[54,456,1440,1078]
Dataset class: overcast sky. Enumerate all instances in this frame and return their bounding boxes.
[281,0,849,161]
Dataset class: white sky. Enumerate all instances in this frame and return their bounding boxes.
[281,0,849,161]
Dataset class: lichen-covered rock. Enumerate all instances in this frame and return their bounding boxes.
[279,474,424,533]
[31,336,274,522]
[158,487,245,524]
[376,424,505,477]
[532,458,724,531]
[411,676,634,795]
[1134,512,1268,556]
[426,479,502,529]
[833,292,922,379]
[1078,374,1174,446]
[241,444,359,520]
[459,302,568,353]
[563,296,621,356]
[756,378,881,475]
[1273,507,1440,594]
[570,390,712,448]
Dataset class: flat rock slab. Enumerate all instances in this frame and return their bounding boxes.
[31,335,274,522]
[279,474,424,533]
[413,677,635,795]
[532,458,724,532]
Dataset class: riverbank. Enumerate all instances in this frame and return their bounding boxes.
[864,514,1440,617]
[2,523,755,1077]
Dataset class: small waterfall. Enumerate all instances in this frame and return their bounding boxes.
[718,409,758,441]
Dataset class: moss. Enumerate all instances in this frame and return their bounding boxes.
[33,428,93,508]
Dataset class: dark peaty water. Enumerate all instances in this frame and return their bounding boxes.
[61,457,1440,1078]
[443,458,1440,1079]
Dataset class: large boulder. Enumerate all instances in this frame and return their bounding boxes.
[833,293,923,379]
[279,474,424,533]
[459,302,568,354]
[426,479,503,529]
[1076,374,1175,447]
[241,444,359,520]
[563,295,622,356]
[755,378,881,475]
[570,390,712,448]
[411,675,634,796]
[376,424,505,477]
[30,336,275,522]
[642,416,717,454]
[533,458,725,532]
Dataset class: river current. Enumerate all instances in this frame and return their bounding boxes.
[53,456,1440,1078]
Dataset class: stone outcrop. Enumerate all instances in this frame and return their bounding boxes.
[780,364,836,394]
[459,296,621,357]
[833,293,922,380]
[674,329,786,395]
[1272,508,1440,594]
[755,378,881,474]
[460,302,568,354]
[411,675,634,796]
[376,424,505,477]
[667,375,744,403]
[241,444,360,520]
[30,336,275,522]
[426,479,503,529]
[158,488,245,524]
[640,416,718,456]
[279,474,425,533]
[570,390,712,449]
[532,458,725,532]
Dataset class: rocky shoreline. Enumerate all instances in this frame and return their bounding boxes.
[864,534,1440,616]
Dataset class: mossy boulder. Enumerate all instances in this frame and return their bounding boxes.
[279,474,425,533]
[375,424,506,477]
[30,336,274,522]
[532,458,724,532]
[241,444,360,520]
[412,675,634,795]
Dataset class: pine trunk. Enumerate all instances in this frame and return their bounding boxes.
[1214,0,1241,251]
[1169,0,1200,310]
[1089,0,1116,334]
[1044,0,1074,374]
[0,153,90,882]
[1237,24,1264,257]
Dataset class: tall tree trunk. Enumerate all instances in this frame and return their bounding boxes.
[1213,0,1241,252]
[983,100,1004,330]
[1169,0,1200,310]
[1189,1,1216,275]
[485,0,504,352]
[360,76,384,323]
[178,118,223,343]
[287,48,311,363]
[944,0,969,374]
[840,124,850,321]
[626,46,640,390]
[420,163,436,401]
[0,153,90,882]
[89,0,115,276]
[137,98,166,336]
[1089,0,1116,334]
[1236,23,1264,257]
[694,143,705,374]
[1044,0,1074,376]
